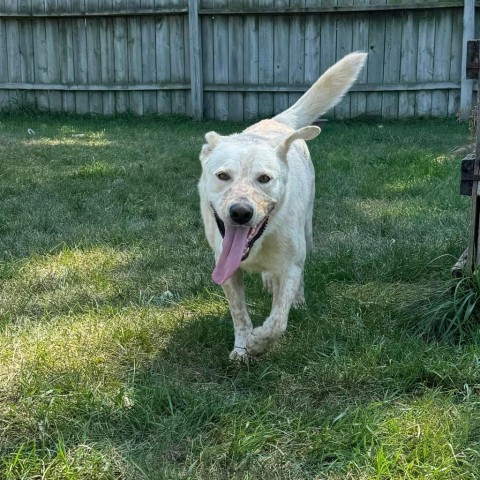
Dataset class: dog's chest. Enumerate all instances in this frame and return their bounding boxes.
[241,234,286,274]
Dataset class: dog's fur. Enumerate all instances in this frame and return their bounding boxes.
[198,52,367,361]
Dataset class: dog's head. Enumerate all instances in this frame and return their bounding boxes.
[198,126,320,284]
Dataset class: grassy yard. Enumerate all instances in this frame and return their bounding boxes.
[0,114,479,479]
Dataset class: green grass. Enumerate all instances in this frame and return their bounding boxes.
[0,114,479,479]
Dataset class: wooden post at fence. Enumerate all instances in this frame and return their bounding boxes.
[460,0,475,120]
[454,40,480,276]
[188,0,203,120]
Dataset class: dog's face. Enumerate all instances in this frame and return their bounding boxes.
[199,126,320,285]
[199,133,285,228]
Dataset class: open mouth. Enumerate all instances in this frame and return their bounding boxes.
[214,210,268,261]
[211,208,270,285]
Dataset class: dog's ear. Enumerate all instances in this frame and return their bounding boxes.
[200,131,223,161]
[276,126,321,159]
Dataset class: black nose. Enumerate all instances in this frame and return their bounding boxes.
[229,203,254,225]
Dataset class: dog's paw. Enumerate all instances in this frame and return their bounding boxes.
[229,346,251,364]
[292,295,306,309]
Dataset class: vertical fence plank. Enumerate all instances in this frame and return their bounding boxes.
[432,9,452,117]
[0,0,9,110]
[304,5,321,112]
[58,0,76,112]
[140,0,157,115]
[449,7,463,116]
[170,0,186,115]
[416,10,435,116]
[213,0,229,120]
[319,0,337,117]
[228,0,244,121]
[399,10,418,117]
[460,0,475,119]
[289,0,305,110]
[273,0,289,115]
[45,0,62,112]
[127,0,144,115]
[189,0,203,119]
[258,0,274,118]
[382,11,401,118]
[113,0,128,113]
[100,0,115,114]
[202,0,215,119]
[32,1,50,110]
[5,0,21,109]
[243,3,259,121]
[155,7,172,115]
[18,0,34,110]
[351,0,369,118]
[183,9,191,116]
[85,0,103,114]
[366,1,385,116]
[335,1,353,118]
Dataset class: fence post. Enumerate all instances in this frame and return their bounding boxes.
[189,0,203,119]
[460,0,475,120]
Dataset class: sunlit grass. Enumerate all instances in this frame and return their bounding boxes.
[0,115,479,479]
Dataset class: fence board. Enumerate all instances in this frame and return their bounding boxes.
[273,0,289,115]
[156,1,172,115]
[448,7,462,116]
[382,12,401,118]
[128,1,144,115]
[228,0,244,121]
[335,4,354,118]
[113,0,128,113]
[100,15,115,114]
[201,0,214,118]
[366,2,386,116]
[399,10,418,117]
[351,1,369,117]
[319,3,337,117]
[258,0,274,118]
[288,0,305,110]
[432,9,452,117]
[85,0,103,114]
[141,1,157,115]
[213,0,229,120]
[243,4,259,120]
[416,10,435,116]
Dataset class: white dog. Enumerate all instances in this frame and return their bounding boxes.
[198,52,367,361]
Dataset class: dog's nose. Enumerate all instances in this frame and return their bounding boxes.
[229,203,254,225]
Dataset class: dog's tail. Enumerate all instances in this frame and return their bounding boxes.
[273,52,367,130]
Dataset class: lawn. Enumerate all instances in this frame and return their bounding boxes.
[0,114,479,479]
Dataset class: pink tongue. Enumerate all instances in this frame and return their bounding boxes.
[212,226,250,285]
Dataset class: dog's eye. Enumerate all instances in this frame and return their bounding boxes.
[258,174,272,184]
[216,172,231,181]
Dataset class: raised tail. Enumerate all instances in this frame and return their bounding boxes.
[273,52,367,130]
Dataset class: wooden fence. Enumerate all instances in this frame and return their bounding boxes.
[0,0,478,121]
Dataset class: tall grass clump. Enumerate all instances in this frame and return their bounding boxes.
[404,270,480,342]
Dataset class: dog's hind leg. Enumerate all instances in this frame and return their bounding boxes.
[246,265,303,355]
[222,270,254,362]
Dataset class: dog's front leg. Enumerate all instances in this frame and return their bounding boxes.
[222,270,254,362]
[246,266,302,355]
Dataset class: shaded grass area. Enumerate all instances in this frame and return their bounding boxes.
[0,115,479,479]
